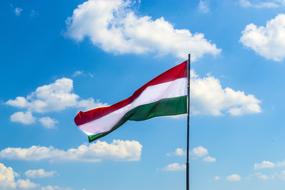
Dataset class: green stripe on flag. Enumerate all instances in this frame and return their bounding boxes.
[88,96,187,142]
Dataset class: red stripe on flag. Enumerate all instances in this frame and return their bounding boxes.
[74,61,187,126]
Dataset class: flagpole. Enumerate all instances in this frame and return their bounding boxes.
[186,54,191,190]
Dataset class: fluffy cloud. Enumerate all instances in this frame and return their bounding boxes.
[0,163,39,189]
[66,0,220,60]
[203,156,216,163]
[0,163,17,189]
[0,163,69,190]
[6,78,106,127]
[254,160,275,169]
[163,163,186,172]
[239,0,285,8]
[168,146,216,163]
[25,169,56,178]
[10,112,36,125]
[0,140,142,162]
[226,174,241,182]
[167,148,185,157]
[174,148,185,157]
[241,14,285,61]
[254,160,285,169]
[77,98,105,111]
[191,71,261,116]
[6,78,102,113]
[192,146,216,163]
[38,117,58,129]
[192,146,208,157]
[7,97,28,108]
[17,179,38,189]
[7,78,77,112]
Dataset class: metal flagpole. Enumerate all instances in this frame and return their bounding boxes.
[186,54,191,190]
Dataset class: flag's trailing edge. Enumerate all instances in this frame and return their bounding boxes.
[74,61,188,142]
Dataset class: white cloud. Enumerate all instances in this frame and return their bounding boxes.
[7,97,28,108]
[192,146,216,163]
[168,146,216,163]
[163,163,186,172]
[77,98,107,111]
[6,78,106,127]
[239,0,285,8]
[10,112,36,125]
[203,156,216,163]
[191,71,261,116]
[254,160,275,169]
[241,14,285,61]
[14,7,23,16]
[253,160,285,171]
[0,163,17,189]
[192,146,208,157]
[38,117,58,129]
[198,0,210,13]
[6,78,104,113]
[66,0,220,60]
[226,174,241,182]
[0,163,67,190]
[0,140,142,162]
[7,78,76,113]
[17,179,38,189]
[174,148,185,157]
[167,148,185,157]
[25,169,56,178]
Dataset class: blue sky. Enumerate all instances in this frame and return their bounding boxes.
[1,0,285,190]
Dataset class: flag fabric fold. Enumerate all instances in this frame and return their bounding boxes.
[74,61,188,142]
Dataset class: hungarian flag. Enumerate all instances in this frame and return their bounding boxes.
[74,61,188,142]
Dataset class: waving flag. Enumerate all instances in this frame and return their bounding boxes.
[74,61,188,142]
